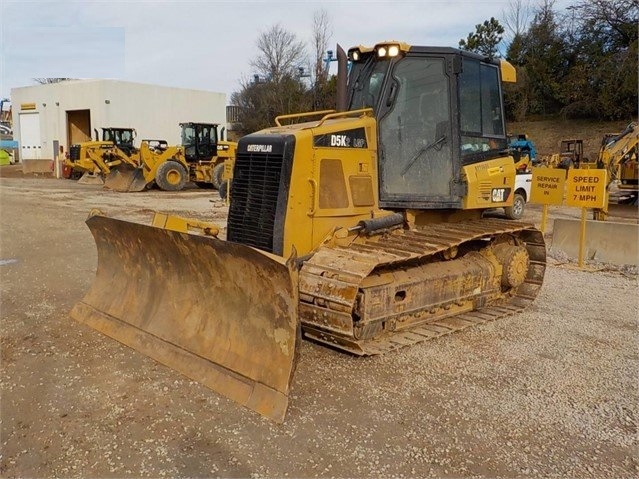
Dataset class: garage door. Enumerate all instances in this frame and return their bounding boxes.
[19,113,42,160]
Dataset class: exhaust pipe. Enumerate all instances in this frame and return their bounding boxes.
[336,44,348,112]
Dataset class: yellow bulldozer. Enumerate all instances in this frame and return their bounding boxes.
[71,42,547,422]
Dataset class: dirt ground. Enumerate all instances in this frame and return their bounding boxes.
[1,170,637,478]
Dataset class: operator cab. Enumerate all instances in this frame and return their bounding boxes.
[102,128,137,156]
[180,122,219,162]
[347,42,512,209]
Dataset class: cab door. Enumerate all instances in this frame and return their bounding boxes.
[377,55,455,208]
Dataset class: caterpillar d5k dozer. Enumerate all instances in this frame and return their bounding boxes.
[71,42,547,422]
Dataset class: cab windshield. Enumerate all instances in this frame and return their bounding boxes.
[348,56,390,111]
[103,129,134,146]
[181,125,196,146]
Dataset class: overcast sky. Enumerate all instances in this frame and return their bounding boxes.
[1,0,573,103]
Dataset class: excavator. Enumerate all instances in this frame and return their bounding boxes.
[71,42,547,422]
[561,122,639,220]
[593,122,638,219]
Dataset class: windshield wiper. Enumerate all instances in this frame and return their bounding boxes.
[401,135,447,176]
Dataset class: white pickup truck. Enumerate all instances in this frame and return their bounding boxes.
[504,172,532,220]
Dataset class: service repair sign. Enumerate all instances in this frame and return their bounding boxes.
[530,168,566,205]
[565,169,607,208]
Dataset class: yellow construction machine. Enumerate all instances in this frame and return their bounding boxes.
[180,122,237,189]
[65,127,191,191]
[64,127,137,184]
[592,122,639,219]
[66,123,237,192]
[104,138,192,191]
[71,42,547,422]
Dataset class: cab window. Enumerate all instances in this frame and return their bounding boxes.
[459,58,506,159]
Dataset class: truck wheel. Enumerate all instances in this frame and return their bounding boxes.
[505,192,525,220]
[211,163,225,190]
[155,161,187,191]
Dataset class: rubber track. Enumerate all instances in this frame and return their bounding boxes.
[299,218,546,355]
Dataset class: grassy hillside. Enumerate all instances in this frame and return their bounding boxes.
[508,118,633,162]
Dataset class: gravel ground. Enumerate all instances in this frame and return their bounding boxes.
[1,174,637,478]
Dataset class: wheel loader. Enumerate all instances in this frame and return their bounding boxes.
[65,127,190,192]
[179,122,237,189]
[94,122,238,192]
[104,138,192,192]
[71,42,547,422]
[64,127,137,184]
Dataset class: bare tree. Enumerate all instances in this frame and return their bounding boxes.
[250,24,307,83]
[568,0,639,49]
[502,0,532,40]
[32,78,74,84]
[311,9,333,84]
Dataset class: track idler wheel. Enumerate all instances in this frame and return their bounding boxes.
[492,243,530,289]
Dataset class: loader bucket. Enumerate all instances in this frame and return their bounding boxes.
[71,213,299,422]
[104,165,148,192]
[78,172,105,185]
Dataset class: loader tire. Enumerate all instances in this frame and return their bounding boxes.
[505,192,525,220]
[155,161,187,191]
[211,163,225,190]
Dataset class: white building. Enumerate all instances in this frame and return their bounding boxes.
[10,79,226,174]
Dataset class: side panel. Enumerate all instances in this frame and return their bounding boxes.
[309,119,381,249]
[462,156,517,209]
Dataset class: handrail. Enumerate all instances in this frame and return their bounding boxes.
[274,110,336,127]
[307,178,318,217]
[312,108,374,129]
[274,108,374,128]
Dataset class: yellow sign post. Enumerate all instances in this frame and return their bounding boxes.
[530,168,566,233]
[565,169,608,267]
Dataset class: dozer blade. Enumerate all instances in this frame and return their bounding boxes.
[71,213,299,422]
[78,172,105,185]
[104,166,148,192]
